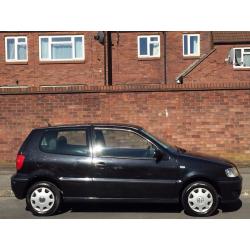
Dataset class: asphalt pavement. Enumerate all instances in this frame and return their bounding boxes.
[0,167,249,219]
[0,196,248,219]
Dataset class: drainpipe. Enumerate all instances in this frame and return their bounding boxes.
[210,31,214,50]
[107,31,113,85]
[163,31,167,84]
[104,33,107,85]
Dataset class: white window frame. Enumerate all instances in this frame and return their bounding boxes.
[137,35,160,58]
[5,36,28,62]
[39,35,85,61]
[182,34,200,57]
[233,47,250,69]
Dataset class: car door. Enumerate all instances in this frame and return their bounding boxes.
[90,127,179,200]
[37,127,93,198]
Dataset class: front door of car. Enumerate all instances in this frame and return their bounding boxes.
[89,127,179,200]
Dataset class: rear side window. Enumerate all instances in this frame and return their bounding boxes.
[40,129,90,157]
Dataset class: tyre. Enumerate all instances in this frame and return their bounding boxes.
[182,181,219,217]
[26,181,61,216]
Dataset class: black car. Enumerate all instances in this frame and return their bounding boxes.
[11,123,242,217]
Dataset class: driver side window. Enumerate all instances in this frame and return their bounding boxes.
[93,128,156,158]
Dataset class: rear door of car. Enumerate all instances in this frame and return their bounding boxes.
[37,126,93,198]
[90,126,179,200]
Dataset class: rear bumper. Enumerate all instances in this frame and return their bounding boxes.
[11,174,30,199]
[217,176,242,202]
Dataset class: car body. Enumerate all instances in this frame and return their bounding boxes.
[11,123,242,216]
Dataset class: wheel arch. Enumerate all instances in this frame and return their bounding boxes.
[26,176,63,196]
[180,175,221,202]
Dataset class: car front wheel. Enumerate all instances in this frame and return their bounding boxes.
[182,181,219,217]
[26,181,61,216]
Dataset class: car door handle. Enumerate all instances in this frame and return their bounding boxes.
[94,162,106,167]
[112,166,123,170]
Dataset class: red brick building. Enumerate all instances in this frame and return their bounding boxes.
[0,31,250,166]
[1,31,250,86]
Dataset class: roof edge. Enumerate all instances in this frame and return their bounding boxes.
[35,123,143,130]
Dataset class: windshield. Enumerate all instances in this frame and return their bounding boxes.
[142,130,177,152]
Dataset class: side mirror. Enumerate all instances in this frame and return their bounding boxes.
[153,148,163,161]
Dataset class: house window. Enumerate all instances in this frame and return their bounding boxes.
[39,35,84,61]
[183,34,200,57]
[233,48,250,68]
[138,35,160,58]
[5,36,28,62]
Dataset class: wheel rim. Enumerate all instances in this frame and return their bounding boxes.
[188,187,213,214]
[30,187,55,213]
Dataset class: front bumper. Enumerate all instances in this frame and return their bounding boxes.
[11,174,30,199]
[217,176,242,202]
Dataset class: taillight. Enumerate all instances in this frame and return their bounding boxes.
[16,154,25,170]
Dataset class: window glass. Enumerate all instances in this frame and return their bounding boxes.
[183,35,188,55]
[243,54,250,67]
[7,39,15,60]
[18,38,25,43]
[150,37,158,42]
[139,37,148,55]
[40,129,89,157]
[74,37,83,58]
[93,129,156,158]
[52,37,71,42]
[41,38,49,59]
[17,44,26,60]
[235,49,242,66]
[51,44,72,59]
[150,43,159,56]
[190,35,198,54]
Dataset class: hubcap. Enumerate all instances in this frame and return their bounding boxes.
[188,187,213,214]
[30,187,55,213]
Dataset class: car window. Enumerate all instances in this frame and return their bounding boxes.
[40,129,90,157]
[93,128,156,158]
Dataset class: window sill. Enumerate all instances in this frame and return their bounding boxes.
[5,61,28,65]
[39,60,85,65]
[233,67,250,71]
[183,56,200,60]
[138,57,161,61]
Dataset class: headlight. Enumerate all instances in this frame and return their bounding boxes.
[225,167,239,177]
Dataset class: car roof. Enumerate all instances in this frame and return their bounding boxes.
[35,123,143,131]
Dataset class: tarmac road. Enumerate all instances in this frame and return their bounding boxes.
[0,167,249,219]
[0,196,249,219]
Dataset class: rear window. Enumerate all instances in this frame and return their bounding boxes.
[40,129,90,157]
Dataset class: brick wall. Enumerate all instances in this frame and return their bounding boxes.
[0,88,250,167]
[2,31,250,87]
[105,31,214,85]
[0,32,104,86]
[0,31,167,87]
[184,44,250,84]
[166,31,212,84]
[111,32,165,84]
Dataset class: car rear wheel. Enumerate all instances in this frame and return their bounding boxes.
[26,181,61,216]
[182,181,219,217]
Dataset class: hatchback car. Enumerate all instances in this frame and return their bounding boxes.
[11,123,242,217]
